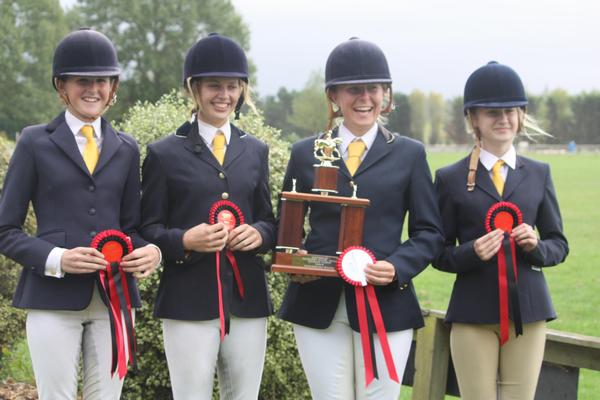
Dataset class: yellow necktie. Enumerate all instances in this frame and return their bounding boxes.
[81,125,99,173]
[212,131,226,165]
[491,159,505,196]
[346,140,366,176]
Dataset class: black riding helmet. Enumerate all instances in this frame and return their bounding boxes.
[325,37,392,89]
[463,61,527,114]
[183,33,248,118]
[463,61,528,192]
[52,28,120,90]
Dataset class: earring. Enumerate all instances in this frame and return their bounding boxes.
[109,93,117,106]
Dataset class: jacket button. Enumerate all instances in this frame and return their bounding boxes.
[218,172,226,179]
[88,185,95,192]
[221,192,229,200]
[89,208,96,215]
[89,231,97,238]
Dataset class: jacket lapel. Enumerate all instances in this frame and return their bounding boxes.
[353,128,390,178]
[93,119,123,175]
[182,122,222,172]
[47,113,90,176]
[223,125,246,169]
[502,156,527,200]
[475,159,502,201]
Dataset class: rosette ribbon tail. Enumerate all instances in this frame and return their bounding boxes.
[497,233,522,345]
[91,230,136,379]
[355,286,375,386]
[366,285,399,382]
[98,262,136,379]
[113,263,137,370]
[225,250,245,299]
[355,285,399,387]
[215,251,228,341]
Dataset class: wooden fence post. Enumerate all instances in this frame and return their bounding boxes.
[412,310,451,400]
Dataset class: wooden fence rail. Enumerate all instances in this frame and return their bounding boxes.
[401,309,600,399]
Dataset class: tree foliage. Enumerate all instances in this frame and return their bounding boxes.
[446,96,469,144]
[72,0,250,120]
[287,71,329,137]
[387,92,411,135]
[259,87,299,140]
[428,92,446,144]
[0,136,31,368]
[0,0,68,137]
[408,90,427,142]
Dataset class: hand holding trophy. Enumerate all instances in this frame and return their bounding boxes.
[272,131,370,276]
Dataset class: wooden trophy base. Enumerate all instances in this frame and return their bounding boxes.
[271,252,339,277]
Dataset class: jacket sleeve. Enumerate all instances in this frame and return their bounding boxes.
[250,144,276,254]
[140,144,188,261]
[384,145,445,284]
[0,130,55,275]
[431,169,482,274]
[523,164,569,267]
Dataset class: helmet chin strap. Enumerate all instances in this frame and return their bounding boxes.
[467,136,481,192]
[57,77,119,122]
[99,79,119,117]
[187,77,245,120]
[234,95,244,120]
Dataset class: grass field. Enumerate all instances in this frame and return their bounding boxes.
[401,151,600,399]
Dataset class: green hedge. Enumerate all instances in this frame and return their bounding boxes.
[118,91,310,399]
[0,93,309,398]
[0,136,28,371]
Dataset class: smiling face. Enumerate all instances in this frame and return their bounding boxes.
[193,78,242,127]
[57,76,114,122]
[470,107,519,151]
[329,84,385,136]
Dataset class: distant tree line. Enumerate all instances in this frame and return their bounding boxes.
[1,1,598,145]
[259,73,600,145]
[0,0,249,138]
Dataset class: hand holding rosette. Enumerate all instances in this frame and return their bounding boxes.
[337,246,399,387]
[208,200,245,341]
[90,230,137,379]
[485,201,524,345]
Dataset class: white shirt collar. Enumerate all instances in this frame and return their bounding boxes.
[338,123,378,156]
[479,145,516,171]
[65,110,102,139]
[197,118,231,146]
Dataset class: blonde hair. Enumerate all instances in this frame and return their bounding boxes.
[186,77,257,119]
[325,84,394,131]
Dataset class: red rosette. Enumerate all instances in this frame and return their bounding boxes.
[90,230,136,379]
[208,200,246,341]
[485,202,524,345]
[91,230,133,262]
[337,246,375,287]
[337,246,398,387]
[209,200,245,231]
[485,201,523,233]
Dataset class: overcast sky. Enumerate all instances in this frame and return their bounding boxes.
[232,0,600,98]
[60,0,600,98]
